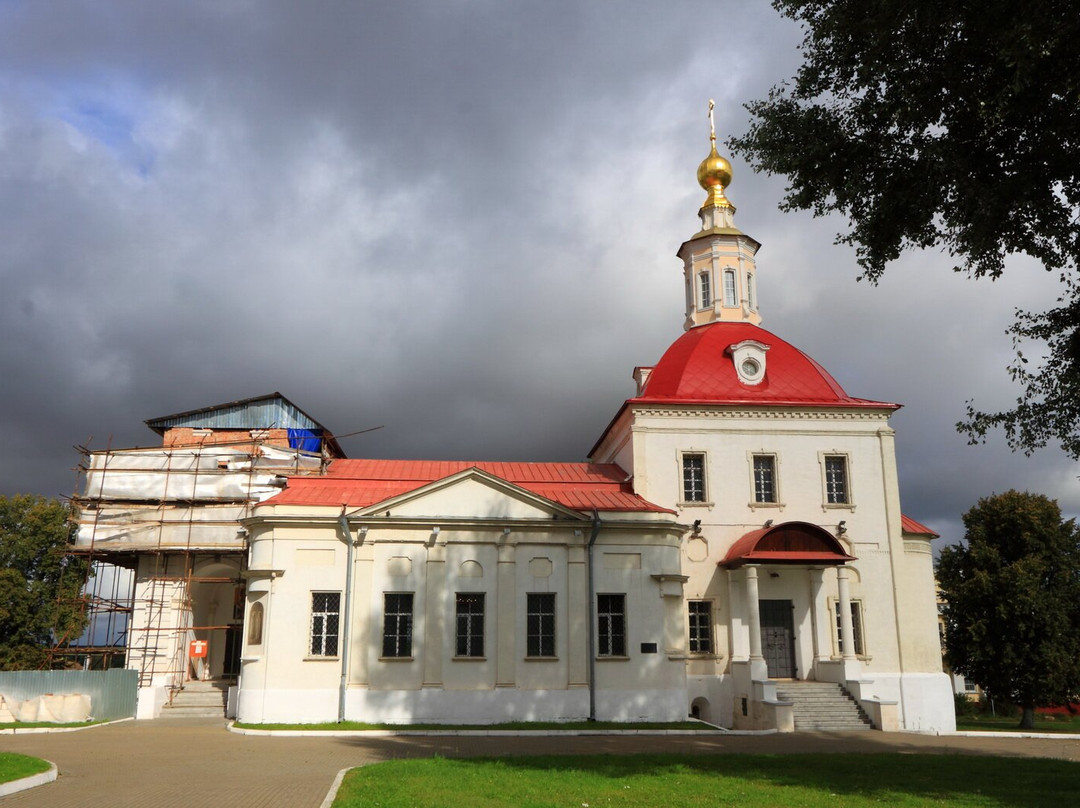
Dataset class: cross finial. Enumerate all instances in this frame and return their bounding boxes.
[708,99,716,143]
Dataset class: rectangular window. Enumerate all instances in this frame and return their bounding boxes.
[722,269,737,307]
[597,594,626,657]
[681,452,706,502]
[382,593,414,658]
[309,592,340,657]
[527,593,556,657]
[834,600,865,656]
[455,593,485,657]
[688,600,713,654]
[824,455,849,504]
[699,272,711,308]
[752,454,777,503]
[746,272,755,310]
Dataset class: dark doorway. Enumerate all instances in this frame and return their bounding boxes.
[222,625,242,679]
[759,599,796,678]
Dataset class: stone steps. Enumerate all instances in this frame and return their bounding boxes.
[775,681,873,731]
[160,681,228,719]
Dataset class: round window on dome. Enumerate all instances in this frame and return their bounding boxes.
[741,358,760,378]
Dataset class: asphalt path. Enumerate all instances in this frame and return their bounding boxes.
[1,720,1078,807]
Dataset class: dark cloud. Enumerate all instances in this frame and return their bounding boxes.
[0,2,1074,543]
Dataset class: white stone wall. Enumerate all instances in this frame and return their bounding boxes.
[238,484,688,725]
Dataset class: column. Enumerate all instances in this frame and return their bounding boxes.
[495,544,516,688]
[423,545,445,688]
[837,565,856,661]
[808,568,827,664]
[745,565,767,680]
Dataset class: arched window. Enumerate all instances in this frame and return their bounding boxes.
[247,602,264,646]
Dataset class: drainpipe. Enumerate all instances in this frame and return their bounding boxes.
[586,510,602,722]
[337,508,356,724]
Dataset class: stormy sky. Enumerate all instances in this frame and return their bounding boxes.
[1,1,1075,544]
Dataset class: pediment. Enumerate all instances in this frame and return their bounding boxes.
[353,467,588,522]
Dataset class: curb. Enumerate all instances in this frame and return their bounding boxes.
[226,722,768,738]
[953,730,1080,740]
[0,717,134,735]
[0,762,58,798]
[319,768,351,808]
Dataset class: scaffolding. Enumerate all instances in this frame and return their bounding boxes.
[51,431,329,701]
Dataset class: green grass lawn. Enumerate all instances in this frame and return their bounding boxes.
[956,713,1080,733]
[233,720,706,732]
[0,721,99,730]
[332,753,1080,808]
[0,753,51,785]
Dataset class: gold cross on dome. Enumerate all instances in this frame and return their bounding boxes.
[708,99,716,142]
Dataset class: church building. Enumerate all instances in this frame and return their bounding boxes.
[232,121,954,732]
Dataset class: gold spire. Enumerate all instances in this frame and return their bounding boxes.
[696,99,733,209]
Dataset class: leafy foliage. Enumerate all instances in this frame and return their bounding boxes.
[0,494,89,669]
[937,491,1080,727]
[731,1,1080,456]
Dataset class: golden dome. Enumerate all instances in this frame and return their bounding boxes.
[697,140,733,209]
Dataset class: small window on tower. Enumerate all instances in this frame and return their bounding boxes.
[723,269,737,307]
[681,452,707,503]
[746,272,755,310]
[699,272,712,308]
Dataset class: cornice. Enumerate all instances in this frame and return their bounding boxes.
[630,405,893,422]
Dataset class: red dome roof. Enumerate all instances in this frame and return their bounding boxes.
[636,322,893,408]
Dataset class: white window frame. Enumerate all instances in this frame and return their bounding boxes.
[722,268,737,307]
[820,452,854,508]
[597,593,627,658]
[833,599,866,657]
[382,592,414,659]
[688,600,713,655]
[454,592,485,658]
[309,591,341,657]
[748,452,781,507]
[680,451,709,505]
[526,592,557,658]
[699,271,712,309]
[746,271,756,310]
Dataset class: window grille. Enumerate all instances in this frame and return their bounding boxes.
[688,600,712,654]
[752,455,777,503]
[682,453,706,502]
[527,593,556,657]
[383,593,414,657]
[597,594,626,657]
[455,593,485,657]
[309,592,340,656]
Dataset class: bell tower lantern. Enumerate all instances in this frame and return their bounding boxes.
[678,100,762,331]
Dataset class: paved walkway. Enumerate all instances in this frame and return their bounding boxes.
[1,720,1078,807]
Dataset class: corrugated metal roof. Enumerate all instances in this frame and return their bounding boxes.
[901,514,939,537]
[267,459,672,514]
[146,392,326,433]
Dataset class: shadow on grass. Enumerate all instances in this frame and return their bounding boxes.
[335,753,1080,808]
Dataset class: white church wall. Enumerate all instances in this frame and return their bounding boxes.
[237,508,687,725]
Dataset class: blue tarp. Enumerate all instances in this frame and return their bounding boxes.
[288,428,322,453]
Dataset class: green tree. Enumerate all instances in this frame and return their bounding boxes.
[937,490,1080,728]
[730,1,1080,456]
[0,494,89,669]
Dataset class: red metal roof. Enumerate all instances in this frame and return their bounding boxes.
[266,459,674,514]
[635,322,897,408]
[719,522,857,568]
[901,514,939,537]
